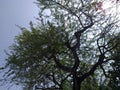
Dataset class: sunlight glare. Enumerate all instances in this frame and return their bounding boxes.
[102,0,112,10]
[102,0,120,15]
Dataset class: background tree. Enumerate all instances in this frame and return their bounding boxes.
[107,33,120,90]
[1,0,120,90]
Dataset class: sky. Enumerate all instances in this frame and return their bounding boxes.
[0,0,39,90]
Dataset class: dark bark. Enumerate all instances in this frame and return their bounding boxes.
[73,74,81,90]
[44,1,95,90]
[71,54,105,90]
[52,55,72,72]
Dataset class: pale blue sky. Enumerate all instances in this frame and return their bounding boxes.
[0,0,39,90]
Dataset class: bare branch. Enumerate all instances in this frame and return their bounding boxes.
[73,20,94,50]
[78,54,105,82]
[100,65,110,78]
[97,38,103,55]
[46,0,84,28]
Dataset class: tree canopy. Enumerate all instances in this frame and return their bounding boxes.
[1,0,120,90]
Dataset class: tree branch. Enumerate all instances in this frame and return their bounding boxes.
[97,38,103,55]
[78,54,105,82]
[52,55,72,72]
[65,11,94,75]
[71,49,80,74]
[46,0,84,28]
[100,65,110,78]
[73,20,94,50]
[60,73,71,89]
[51,72,61,88]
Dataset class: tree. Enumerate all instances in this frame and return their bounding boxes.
[107,33,120,90]
[1,0,120,90]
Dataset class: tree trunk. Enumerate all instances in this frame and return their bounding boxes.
[73,83,81,90]
[73,75,81,90]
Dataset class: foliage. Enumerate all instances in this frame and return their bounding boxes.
[3,26,71,90]
[1,0,120,90]
[107,33,120,90]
